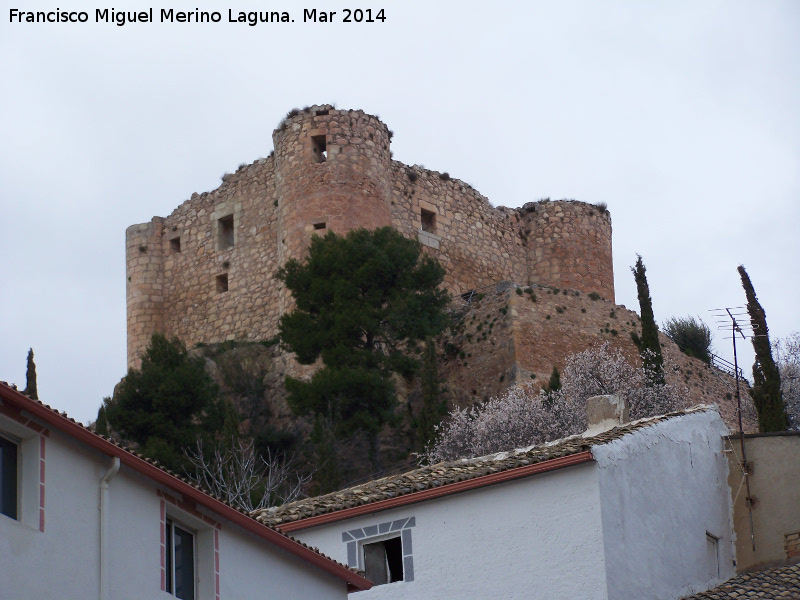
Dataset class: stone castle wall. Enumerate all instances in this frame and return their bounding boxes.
[126,105,615,368]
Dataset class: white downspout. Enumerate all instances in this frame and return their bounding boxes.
[100,457,120,600]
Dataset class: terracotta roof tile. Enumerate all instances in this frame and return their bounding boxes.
[253,405,712,528]
[682,563,800,599]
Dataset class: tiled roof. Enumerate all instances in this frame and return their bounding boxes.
[0,382,370,590]
[682,562,800,599]
[254,405,711,529]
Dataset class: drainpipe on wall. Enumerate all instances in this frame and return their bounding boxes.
[99,457,120,600]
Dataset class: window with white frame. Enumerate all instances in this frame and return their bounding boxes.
[0,434,18,520]
[166,518,196,600]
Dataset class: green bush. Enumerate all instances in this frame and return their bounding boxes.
[663,316,713,364]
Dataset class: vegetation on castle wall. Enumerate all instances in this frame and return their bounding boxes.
[663,316,713,364]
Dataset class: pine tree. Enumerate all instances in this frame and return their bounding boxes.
[23,348,38,400]
[631,255,664,384]
[278,227,449,474]
[738,265,788,431]
[105,333,224,473]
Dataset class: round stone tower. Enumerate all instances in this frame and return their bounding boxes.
[273,105,393,267]
[125,217,164,369]
[521,200,615,302]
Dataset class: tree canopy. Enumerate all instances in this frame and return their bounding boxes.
[105,333,224,473]
[278,226,449,476]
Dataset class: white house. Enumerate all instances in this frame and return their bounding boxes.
[254,404,735,600]
[0,381,372,600]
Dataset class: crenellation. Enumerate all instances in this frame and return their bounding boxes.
[126,106,615,368]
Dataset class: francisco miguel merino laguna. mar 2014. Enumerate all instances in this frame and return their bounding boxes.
[8,7,387,26]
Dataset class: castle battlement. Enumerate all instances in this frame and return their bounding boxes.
[126,106,614,368]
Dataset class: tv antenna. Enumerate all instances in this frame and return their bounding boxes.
[709,306,766,552]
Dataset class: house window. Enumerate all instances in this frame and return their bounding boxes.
[706,532,720,578]
[363,536,404,585]
[216,274,228,294]
[313,222,326,231]
[166,519,195,600]
[420,209,436,234]
[311,135,327,163]
[217,215,234,250]
[170,237,181,254]
[343,516,415,583]
[0,435,18,520]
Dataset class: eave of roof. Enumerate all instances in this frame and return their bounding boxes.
[255,406,713,531]
[0,382,372,592]
[681,562,800,599]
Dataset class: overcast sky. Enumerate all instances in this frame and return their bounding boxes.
[1,0,798,424]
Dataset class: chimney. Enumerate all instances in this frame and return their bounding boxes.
[583,395,629,437]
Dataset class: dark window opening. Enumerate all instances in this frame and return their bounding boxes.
[166,519,195,600]
[311,135,327,163]
[218,215,234,250]
[363,537,403,585]
[216,274,229,294]
[421,209,436,234]
[313,222,326,230]
[170,237,181,254]
[0,436,18,520]
[315,109,329,116]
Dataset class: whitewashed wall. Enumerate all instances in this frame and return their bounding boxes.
[0,419,349,600]
[593,410,734,600]
[293,462,609,600]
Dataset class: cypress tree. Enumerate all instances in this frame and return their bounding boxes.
[546,366,562,393]
[738,265,788,431]
[95,400,109,437]
[631,255,664,384]
[23,348,38,400]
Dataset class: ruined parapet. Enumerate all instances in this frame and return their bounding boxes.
[519,200,614,301]
[126,218,165,369]
[273,106,393,272]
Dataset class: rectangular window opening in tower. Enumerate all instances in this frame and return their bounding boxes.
[421,209,436,234]
[216,274,229,294]
[313,222,326,231]
[170,237,181,254]
[217,215,234,250]
[311,135,327,163]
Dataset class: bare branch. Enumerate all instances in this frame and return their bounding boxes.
[185,438,312,511]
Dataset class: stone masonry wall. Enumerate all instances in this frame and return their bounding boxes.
[126,106,616,368]
[126,218,164,369]
[438,282,757,433]
[125,158,282,368]
[388,164,525,294]
[520,200,614,301]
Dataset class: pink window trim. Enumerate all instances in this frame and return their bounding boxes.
[0,403,48,532]
[158,489,222,600]
[38,434,46,532]
[160,499,167,591]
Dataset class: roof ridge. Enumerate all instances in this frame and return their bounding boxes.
[254,405,715,527]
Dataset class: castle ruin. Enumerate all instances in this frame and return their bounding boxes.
[126,105,614,368]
